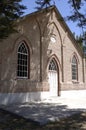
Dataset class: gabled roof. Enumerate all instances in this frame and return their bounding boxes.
[52,6,83,56]
[18,5,83,57]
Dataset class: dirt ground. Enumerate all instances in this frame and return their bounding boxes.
[0,108,86,130]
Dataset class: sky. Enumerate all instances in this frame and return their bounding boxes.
[21,0,84,36]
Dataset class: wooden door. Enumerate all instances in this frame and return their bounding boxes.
[48,59,58,97]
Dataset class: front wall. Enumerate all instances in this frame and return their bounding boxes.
[44,10,86,90]
[0,8,86,101]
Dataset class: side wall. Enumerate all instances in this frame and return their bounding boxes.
[0,12,51,95]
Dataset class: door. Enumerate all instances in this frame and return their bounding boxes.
[48,59,58,97]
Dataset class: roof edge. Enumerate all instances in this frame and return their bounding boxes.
[17,5,83,56]
[53,6,83,56]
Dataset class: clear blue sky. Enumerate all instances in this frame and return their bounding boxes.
[21,0,83,36]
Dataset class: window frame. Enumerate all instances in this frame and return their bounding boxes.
[17,41,30,79]
[71,56,78,81]
[49,59,57,72]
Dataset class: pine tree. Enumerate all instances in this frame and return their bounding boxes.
[35,0,86,39]
[67,0,86,28]
[0,0,26,40]
[76,34,83,47]
[35,0,86,56]
[75,33,86,55]
[35,0,51,10]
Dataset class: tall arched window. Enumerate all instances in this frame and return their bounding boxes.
[49,59,57,71]
[17,42,29,78]
[72,56,78,80]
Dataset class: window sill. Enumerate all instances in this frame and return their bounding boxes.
[72,81,79,84]
[17,76,29,79]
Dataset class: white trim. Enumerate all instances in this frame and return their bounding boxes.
[17,76,28,79]
[0,92,50,105]
[17,42,28,78]
[17,42,28,54]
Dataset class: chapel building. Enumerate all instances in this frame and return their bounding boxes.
[0,6,86,104]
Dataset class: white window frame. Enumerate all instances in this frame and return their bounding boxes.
[72,56,78,81]
[17,42,28,79]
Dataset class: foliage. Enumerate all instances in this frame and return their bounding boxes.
[36,2,85,28]
[67,0,86,28]
[82,32,86,54]
[1,0,86,43]
[35,0,86,54]
[0,0,26,40]
[35,0,52,10]
[75,34,83,47]
[75,33,86,54]
[35,0,86,29]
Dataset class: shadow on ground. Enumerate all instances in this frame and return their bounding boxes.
[0,103,86,129]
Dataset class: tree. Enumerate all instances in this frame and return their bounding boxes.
[35,0,86,54]
[67,0,86,27]
[35,0,86,29]
[0,0,26,40]
[75,33,86,54]
[75,34,83,47]
[1,0,86,43]
[35,0,51,10]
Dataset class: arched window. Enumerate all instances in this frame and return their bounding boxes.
[17,42,29,78]
[49,59,57,71]
[72,56,78,80]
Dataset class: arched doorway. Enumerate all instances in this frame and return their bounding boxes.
[48,59,58,97]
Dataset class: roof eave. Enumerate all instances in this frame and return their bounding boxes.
[53,6,83,56]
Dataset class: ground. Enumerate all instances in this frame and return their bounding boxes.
[0,90,86,130]
[0,108,86,130]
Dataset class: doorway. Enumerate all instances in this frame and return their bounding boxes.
[48,59,58,97]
